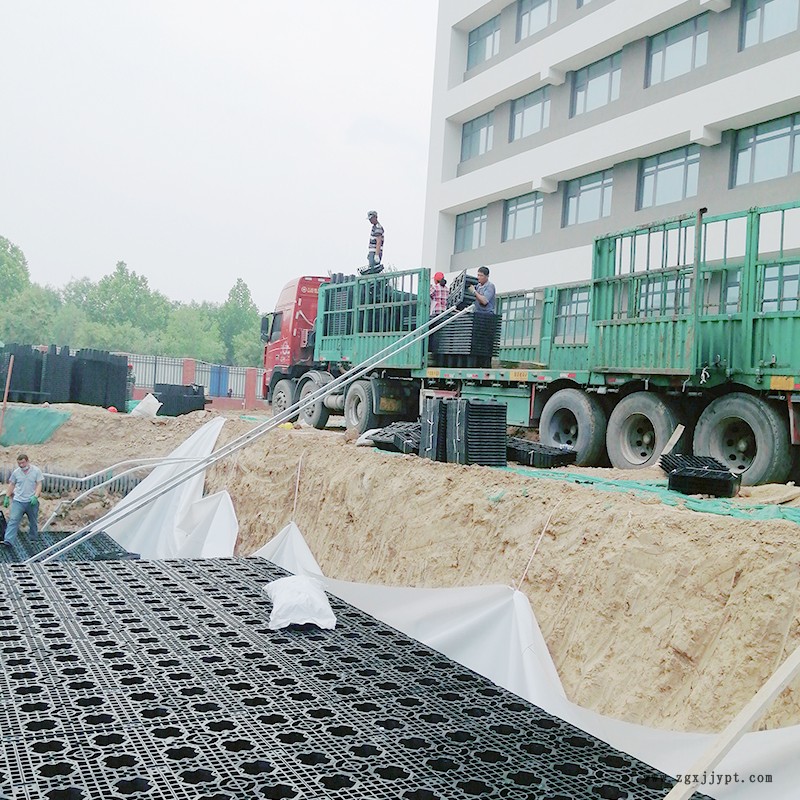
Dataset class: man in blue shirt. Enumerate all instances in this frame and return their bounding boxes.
[2,454,43,546]
[470,266,496,313]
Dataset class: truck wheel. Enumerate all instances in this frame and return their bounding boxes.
[298,379,330,429]
[272,379,298,422]
[606,393,685,470]
[539,388,607,466]
[693,393,791,485]
[344,380,379,435]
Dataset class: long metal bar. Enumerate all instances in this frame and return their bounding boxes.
[30,304,472,564]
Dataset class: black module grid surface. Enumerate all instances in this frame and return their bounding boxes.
[0,557,716,800]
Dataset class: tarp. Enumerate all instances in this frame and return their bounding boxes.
[255,522,800,800]
[0,405,71,445]
[104,418,238,558]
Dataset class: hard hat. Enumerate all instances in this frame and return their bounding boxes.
[433,272,444,282]
[367,210,377,219]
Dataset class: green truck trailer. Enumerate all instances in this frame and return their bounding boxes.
[262,200,800,485]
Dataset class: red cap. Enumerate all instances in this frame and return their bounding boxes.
[433,272,444,282]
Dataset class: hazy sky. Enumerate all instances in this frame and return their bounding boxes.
[0,2,438,313]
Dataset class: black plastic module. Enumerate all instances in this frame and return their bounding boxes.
[0,530,139,565]
[420,398,449,462]
[0,558,715,800]
[368,422,422,455]
[658,455,741,497]
[507,438,577,469]
[446,399,508,467]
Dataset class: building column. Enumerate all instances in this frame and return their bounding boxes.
[182,359,196,386]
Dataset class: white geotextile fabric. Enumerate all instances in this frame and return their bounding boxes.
[254,522,800,800]
[103,418,238,558]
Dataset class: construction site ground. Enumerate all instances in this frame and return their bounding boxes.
[5,402,800,736]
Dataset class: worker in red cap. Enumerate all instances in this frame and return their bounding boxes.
[430,271,449,315]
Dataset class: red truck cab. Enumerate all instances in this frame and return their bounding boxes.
[261,276,328,399]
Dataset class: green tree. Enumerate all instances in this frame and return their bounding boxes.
[0,284,61,344]
[162,305,225,362]
[85,261,172,332]
[217,278,258,364]
[0,236,31,299]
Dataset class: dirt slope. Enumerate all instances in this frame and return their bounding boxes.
[5,402,800,734]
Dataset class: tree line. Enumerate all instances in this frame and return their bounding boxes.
[0,235,263,366]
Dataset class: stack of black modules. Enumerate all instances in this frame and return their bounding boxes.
[323,275,355,337]
[0,557,714,800]
[0,343,46,402]
[429,312,501,368]
[71,349,128,409]
[446,398,507,466]
[446,270,481,310]
[41,344,74,403]
[419,397,449,461]
[508,437,578,469]
[368,421,421,454]
[659,453,741,497]
[0,529,139,564]
[154,383,208,417]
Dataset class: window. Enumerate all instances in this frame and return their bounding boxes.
[639,145,700,209]
[564,170,613,226]
[455,207,488,253]
[577,0,594,6]
[742,0,800,48]
[461,112,494,162]
[503,192,543,241]
[517,0,557,41]
[648,14,708,85]
[762,263,800,311]
[269,312,283,343]
[733,113,800,186]
[510,87,550,141]
[554,286,590,344]
[467,15,500,69]
[571,52,621,116]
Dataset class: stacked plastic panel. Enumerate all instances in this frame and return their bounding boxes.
[323,276,354,337]
[0,344,45,402]
[41,345,74,404]
[507,437,578,469]
[446,271,480,310]
[446,399,507,467]
[419,397,448,462]
[659,454,741,498]
[429,313,501,368]
[0,530,139,565]
[72,349,128,409]
[0,557,713,800]
[368,422,422,455]
[154,384,207,417]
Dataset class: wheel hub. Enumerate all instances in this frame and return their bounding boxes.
[549,409,578,447]
[718,420,755,473]
[619,413,656,465]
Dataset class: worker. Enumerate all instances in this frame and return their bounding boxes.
[361,210,385,275]
[430,272,449,314]
[126,363,136,401]
[2,453,43,546]
[469,266,496,313]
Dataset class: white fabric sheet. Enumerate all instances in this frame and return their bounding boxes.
[255,522,800,800]
[104,418,238,558]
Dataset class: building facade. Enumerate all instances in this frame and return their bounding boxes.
[422,0,800,291]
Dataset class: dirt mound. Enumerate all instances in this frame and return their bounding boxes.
[5,402,800,733]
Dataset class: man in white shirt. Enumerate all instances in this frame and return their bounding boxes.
[3,453,43,546]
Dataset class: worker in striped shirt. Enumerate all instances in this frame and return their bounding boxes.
[430,271,449,314]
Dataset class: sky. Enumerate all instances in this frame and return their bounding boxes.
[0,1,438,314]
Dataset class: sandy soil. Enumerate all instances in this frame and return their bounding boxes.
[5,402,800,734]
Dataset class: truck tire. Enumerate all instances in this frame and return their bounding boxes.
[344,380,379,435]
[271,379,298,422]
[298,378,331,429]
[606,393,685,470]
[693,393,791,485]
[539,388,607,466]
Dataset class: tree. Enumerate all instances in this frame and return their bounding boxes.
[0,284,61,345]
[85,261,172,332]
[162,305,225,362]
[217,278,259,365]
[0,236,31,299]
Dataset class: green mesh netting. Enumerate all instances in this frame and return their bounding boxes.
[0,406,72,446]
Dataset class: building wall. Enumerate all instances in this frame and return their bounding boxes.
[423,0,800,293]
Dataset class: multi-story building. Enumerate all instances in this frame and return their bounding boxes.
[422,0,800,290]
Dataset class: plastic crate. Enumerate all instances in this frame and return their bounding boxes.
[668,467,741,497]
[507,437,577,469]
[659,454,728,473]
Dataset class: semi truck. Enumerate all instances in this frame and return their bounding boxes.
[261,201,800,485]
